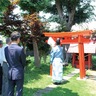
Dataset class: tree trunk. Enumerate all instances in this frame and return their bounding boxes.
[67,8,76,31]
[32,38,40,67]
[64,8,76,64]
[55,0,76,64]
[55,0,64,22]
[39,50,47,64]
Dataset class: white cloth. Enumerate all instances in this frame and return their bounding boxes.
[52,58,63,82]
[47,37,56,47]
[0,44,9,66]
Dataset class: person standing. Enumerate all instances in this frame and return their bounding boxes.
[2,38,11,96]
[5,31,26,96]
[0,40,4,95]
[50,38,64,84]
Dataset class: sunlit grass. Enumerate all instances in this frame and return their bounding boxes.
[41,55,96,96]
[42,74,96,96]
[23,55,74,96]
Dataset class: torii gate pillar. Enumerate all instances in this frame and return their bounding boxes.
[78,35,85,79]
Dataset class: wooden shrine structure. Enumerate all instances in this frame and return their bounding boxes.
[67,42,96,69]
[44,30,93,79]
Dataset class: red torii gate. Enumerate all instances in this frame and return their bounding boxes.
[44,30,93,79]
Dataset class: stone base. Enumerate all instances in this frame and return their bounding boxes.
[76,76,88,80]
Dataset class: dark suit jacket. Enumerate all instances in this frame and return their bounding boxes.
[5,44,26,80]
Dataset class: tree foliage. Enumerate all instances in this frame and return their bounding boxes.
[19,0,50,66]
[0,0,95,65]
[0,4,46,47]
[19,0,50,13]
[0,0,10,11]
[0,0,49,67]
[43,0,95,31]
[0,0,10,22]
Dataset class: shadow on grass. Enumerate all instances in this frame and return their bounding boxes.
[86,74,96,80]
[23,80,70,96]
[24,60,50,84]
[24,58,74,85]
[23,62,51,95]
[23,56,75,95]
[42,87,79,96]
[23,87,42,96]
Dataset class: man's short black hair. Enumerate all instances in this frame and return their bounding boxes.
[56,38,60,45]
[11,31,21,41]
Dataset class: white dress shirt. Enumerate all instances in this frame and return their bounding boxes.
[0,47,5,66]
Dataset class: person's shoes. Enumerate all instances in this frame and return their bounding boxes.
[53,82,61,85]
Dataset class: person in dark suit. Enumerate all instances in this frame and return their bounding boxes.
[5,31,26,96]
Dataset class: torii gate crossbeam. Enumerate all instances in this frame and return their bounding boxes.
[43,30,93,79]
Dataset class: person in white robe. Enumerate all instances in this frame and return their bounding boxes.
[50,38,64,84]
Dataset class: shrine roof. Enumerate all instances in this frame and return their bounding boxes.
[67,41,96,53]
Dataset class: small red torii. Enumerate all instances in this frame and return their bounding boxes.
[43,30,93,79]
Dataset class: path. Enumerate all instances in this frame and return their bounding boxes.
[33,69,79,96]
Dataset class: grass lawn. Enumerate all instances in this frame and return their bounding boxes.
[23,56,51,95]
[42,73,96,96]
[23,55,96,96]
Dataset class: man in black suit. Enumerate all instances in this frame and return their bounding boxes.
[5,31,26,96]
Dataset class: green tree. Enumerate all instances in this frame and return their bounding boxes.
[0,0,10,11]
[0,1,47,67]
[0,0,95,66]
[0,0,10,22]
[44,0,95,31]
[23,13,46,67]
[43,0,95,63]
[19,0,51,67]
